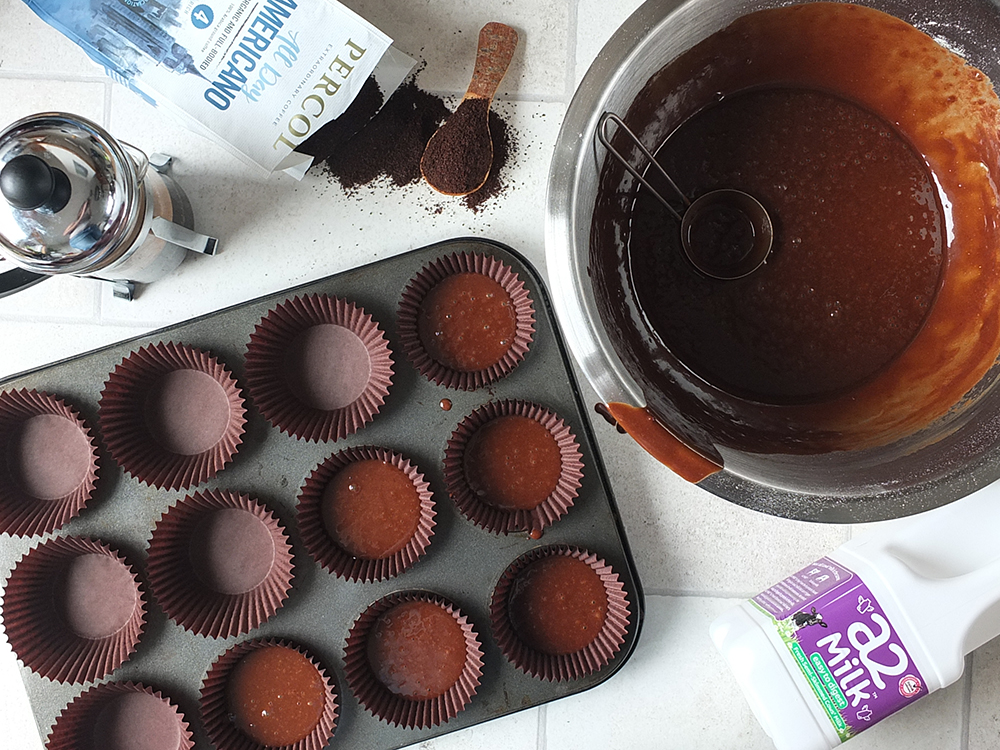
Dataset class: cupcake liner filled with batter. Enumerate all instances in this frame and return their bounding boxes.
[2,536,147,684]
[200,637,338,750]
[98,342,247,490]
[46,681,194,750]
[397,251,535,390]
[297,446,435,582]
[0,389,99,537]
[145,490,294,638]
[244,294,394,443]
[444,399,583,534]
[490,545,631,681]
[344,591,483,728]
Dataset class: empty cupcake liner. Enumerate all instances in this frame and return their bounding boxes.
[46,680,194,750]
[145,490,294,638]
[344,591,484,729]
[0,389,99,537]
[444,400,583,534]
[2,536,146,684]
[491,545,631,682]
[200,637,338,750]
[397,252,535,390]
[98,342,247,490]
[244,294,394,443]
[298,446,436,582]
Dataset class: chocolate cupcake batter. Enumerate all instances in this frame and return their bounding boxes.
[227,646,325,746]
[508,555,608,655]
[630,86,943,402]
[366,600,467,700]
[321,459,421,560]
[463,415,562,511]
[418,272,516,372]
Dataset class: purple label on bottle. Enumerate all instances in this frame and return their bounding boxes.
[753,557,927,741]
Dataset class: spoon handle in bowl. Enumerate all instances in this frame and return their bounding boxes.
[466,22,519,100]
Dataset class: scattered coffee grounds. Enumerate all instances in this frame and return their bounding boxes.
[297,76,385,159]
[421,97,493,195]
[312,75,514,210]
[318,80,449,190]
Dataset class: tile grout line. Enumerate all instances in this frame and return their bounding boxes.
[537,703,547,750]
[0,69,108,84]
[642,588,757,600]
[103,79,114,131]
[564,0,580,103]
[425,88,569,105]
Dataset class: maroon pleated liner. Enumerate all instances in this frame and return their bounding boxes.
[490,545,631,682]
[344,592,484,729]
[397,251,536,391]
[97,342,247,490]
[200,638,338,750]
[2,536,146,684]
[244,294,394,442]
[0,389,99,537]
[46,681,194,750]
[145,490,294,638]
[443,399,584,534]
[297,446,436,582]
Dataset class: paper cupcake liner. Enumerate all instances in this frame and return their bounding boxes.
[2,536,146,684]
[297,446,436,582]
[244,294,394,443]
[397,252,535,391]
[444,400,584,534]
[46,681,194,750]
[344,591,483,729]
[490,545,631,681]
[200,637,338,750]
[98,342,247,490]
[146,490,294,638]
[0,389,99,537]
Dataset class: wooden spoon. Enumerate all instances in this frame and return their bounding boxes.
[420,22,519,196]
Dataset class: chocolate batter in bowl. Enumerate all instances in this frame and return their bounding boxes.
[545,0,1000,520]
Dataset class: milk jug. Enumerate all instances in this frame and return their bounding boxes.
[710,480,1000,749]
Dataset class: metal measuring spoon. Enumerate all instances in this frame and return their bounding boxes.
[420,22,519,197]
[597,112,773,280]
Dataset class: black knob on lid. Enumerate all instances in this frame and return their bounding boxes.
[0,154,72,212]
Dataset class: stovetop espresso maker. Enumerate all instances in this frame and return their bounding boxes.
[0,112,218,301]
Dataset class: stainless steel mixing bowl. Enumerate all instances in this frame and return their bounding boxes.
[545,0,1000,522]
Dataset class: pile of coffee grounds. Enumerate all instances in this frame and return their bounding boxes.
[318,81,449,190]
[305,77,514,210]
[297,76,384,160]
[420,97,493,196]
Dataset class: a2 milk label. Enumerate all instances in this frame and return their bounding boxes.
[752,557,927,743]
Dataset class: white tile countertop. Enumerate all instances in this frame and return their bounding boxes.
[1,0,999,748]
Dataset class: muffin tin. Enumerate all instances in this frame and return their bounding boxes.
[0,238,643,749]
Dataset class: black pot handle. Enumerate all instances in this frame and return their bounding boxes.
[0,267,48,298]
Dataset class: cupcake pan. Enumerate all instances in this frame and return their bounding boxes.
[0,238,643,749]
